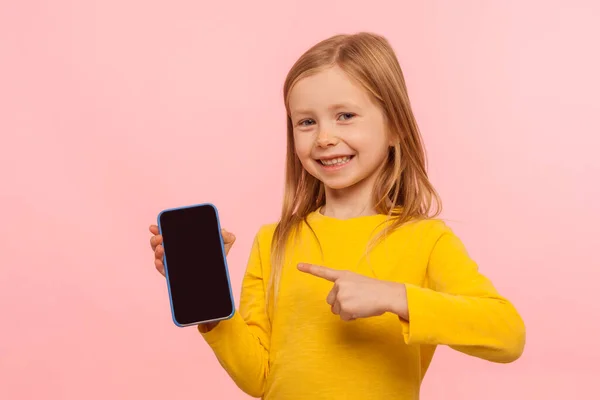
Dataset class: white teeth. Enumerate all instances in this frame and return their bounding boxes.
[320,156,352,166]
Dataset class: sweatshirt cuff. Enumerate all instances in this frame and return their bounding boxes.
[399,283,435,345]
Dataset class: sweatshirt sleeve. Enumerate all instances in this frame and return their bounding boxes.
[398,224,526,363]
[198,230,271,398]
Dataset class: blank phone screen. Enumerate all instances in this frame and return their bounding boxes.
[159,204,234,326]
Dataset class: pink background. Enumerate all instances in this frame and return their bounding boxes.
[1,1,599,399]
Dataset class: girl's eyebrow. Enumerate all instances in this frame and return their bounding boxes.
[328,102,361,111]
[290,109,313,117]
[291,102,362,116]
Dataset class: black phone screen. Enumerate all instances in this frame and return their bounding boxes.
[158,204,234,326]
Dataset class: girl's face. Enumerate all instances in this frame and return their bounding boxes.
[288,65,391,194]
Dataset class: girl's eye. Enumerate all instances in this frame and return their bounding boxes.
[338,113,355,121]
[298,119,315,126]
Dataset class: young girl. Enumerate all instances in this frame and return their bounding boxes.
[149,32,525,399]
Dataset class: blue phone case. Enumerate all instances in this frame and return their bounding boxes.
[157,202,236,327]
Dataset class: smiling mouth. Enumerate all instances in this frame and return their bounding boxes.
[317,155,354,166]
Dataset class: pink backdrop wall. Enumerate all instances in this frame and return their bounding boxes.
[1,1,598,399]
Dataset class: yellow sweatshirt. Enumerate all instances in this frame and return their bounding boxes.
[199,211,526,399]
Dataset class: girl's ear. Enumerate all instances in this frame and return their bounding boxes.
[387,131,397,147]
[386,125,397,147]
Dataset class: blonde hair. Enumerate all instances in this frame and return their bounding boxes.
[268,32,441,309]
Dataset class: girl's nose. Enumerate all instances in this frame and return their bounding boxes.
[316,129,339,148]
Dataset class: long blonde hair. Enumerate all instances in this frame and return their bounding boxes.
[268,32,441,308]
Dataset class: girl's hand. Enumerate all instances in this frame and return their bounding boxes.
[297,263,409,321]
[149,224,236,277]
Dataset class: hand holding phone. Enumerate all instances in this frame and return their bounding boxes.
[149,203,237,328]
[150,226,236,277]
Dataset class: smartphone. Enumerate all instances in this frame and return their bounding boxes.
[157,203,235,327]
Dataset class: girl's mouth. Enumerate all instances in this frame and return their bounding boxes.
[317,155,354,169]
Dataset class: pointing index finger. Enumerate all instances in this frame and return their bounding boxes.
[297,263,341,282]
